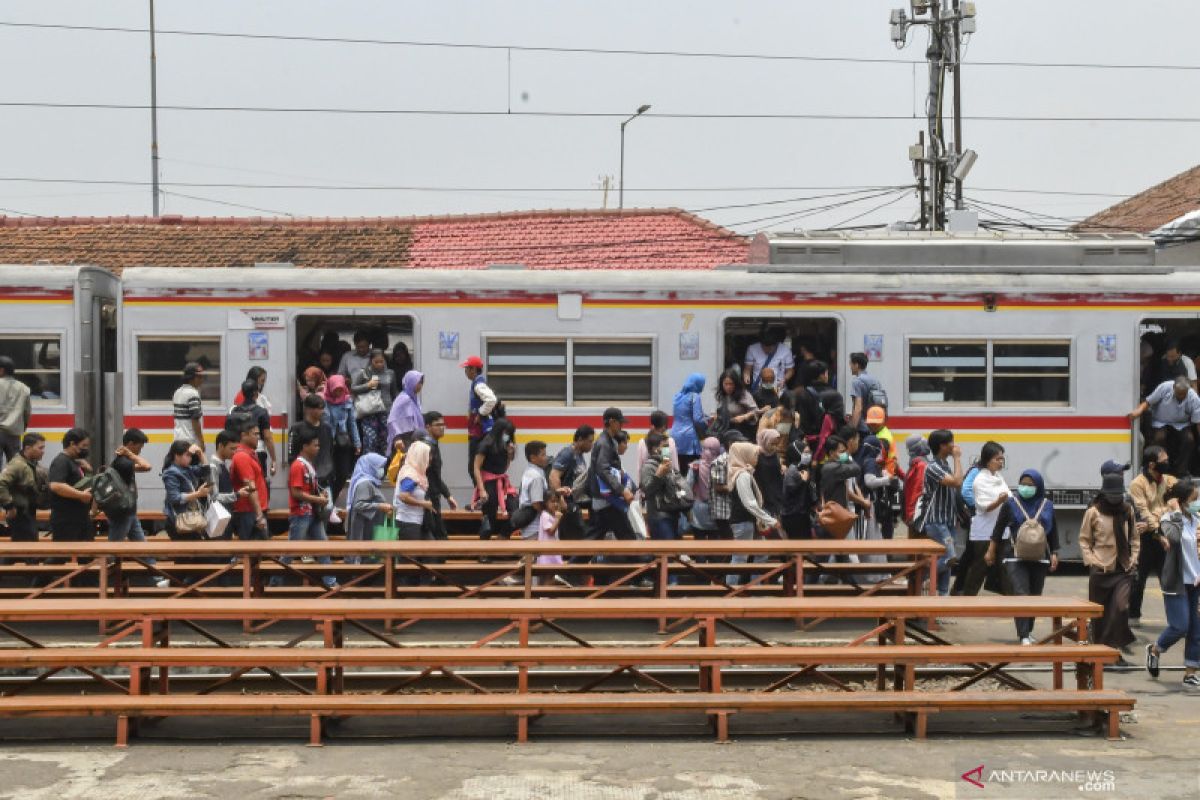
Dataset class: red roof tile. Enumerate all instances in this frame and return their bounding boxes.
[0,208,748,271]
[1077,164,1200,234]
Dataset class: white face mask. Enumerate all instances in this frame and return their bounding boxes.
[800,451,813,466]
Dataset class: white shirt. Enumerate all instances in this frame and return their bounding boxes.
[1146,380,1200,429]
[518,465,548,539]
[969,469,1010,542]
[1182,355,1198,383]
[744,342,794,389]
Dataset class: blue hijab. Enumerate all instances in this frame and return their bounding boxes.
[673,373,706,407]
[1007,468,1054,534]
[345,452,387,516]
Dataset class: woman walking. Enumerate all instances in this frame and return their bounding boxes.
[986,469,1059,643]
[1079,472,1139,656]
[713,368,759,442]
[344,452,391,563]
[670,373,707,474]
[322,375,360,500]
[1145,479,1200,688]
[725,441,778,585]
[960,442,1010,596]
[351,349,396,456]
[387,370,425,450]
[687,437,723,547]
[754,429,786,522]
[473,418,517,544]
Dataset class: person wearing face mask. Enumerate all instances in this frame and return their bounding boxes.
[987,468,1060,644]
[344,452,392,564]
[473,418,517,545]
[1079,472,1138,655]
[1145,478,1200,689]
[47,427,94,546]
[1128,446,1176,625]
[781,439,816,539]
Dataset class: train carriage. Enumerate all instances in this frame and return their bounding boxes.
[7,231,1195,560]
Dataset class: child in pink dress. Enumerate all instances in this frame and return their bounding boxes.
[537,492,571,587]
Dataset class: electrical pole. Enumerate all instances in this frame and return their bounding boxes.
[149,0,161,217]
[618,104,650,210]
[891,2,977,230]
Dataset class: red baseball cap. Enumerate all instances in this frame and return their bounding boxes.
[459,355,484,369]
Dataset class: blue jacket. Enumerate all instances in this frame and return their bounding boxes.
[324,401,362,450]
[669,373,707,456]
[161,463,208,521]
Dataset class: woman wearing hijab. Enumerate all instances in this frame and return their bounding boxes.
[297,366,326,404]
[687,437,723,548]
[754,429,786,521]
[386,370,425,450]
[1146,478,1200,688]
[345,453,391,562]
[670,373,708,474]
[322,375,360,500]
[984,468,1059,642]
[1078,472,1136,655]
[726,441,779,585]
[394,441,434,542]
[781,439,816,539]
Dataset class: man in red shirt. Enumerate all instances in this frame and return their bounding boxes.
[277,430,338,589]
[228,422,269,540]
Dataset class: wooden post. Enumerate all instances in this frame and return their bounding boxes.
[308,714,324,747]
[1052,616,1063,690]
[657,556,669,634]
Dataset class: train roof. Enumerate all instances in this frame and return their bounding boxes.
[0,263,113,288]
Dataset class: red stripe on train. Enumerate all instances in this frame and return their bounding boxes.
[124,415,287,429]
[28,413,77,428]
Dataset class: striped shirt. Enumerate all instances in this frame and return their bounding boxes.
[920,457,957,528]
[709,454,732,521]
[172,383,203,443]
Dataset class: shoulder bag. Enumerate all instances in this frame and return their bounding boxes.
[817,500,856,539]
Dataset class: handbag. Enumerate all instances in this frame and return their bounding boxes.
[509,504,538,531]
[817,500,857,539]
[172,469,209,536]
[373,516,400,541]
[354,389,386,418]
[657,470,694,513]
[204,501,231,539]
[335,430,353,449]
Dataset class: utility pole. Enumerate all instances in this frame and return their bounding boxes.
[618,104,651,210]
[598,175,612,209]
[891,2,977,230]
[149,0,161,217]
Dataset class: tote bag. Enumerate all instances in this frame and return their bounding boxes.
[204,501,231,539]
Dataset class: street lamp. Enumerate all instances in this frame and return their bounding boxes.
[618,104,651,210]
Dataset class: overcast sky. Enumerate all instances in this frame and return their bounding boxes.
[1,1,1198,233]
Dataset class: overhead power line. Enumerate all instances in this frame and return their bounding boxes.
[5,100,1200,125]
[4,19,1200,72]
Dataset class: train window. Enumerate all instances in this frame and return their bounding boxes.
[486,339,568,405]
[136,336,222,405]
[0,335,63,405]
[908,341,987,406]
[991,340,1071,406]
[484,337,654,406]
[572,340,653,404]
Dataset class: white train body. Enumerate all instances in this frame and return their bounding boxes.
[1,233,1190,558]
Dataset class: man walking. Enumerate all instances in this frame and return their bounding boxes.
[417,411,458,542]
[589,407,638,542]
[916,428,964,595]
[288,394,335,489]
[229,422,269,540]
[849,352,887,434]
[549,425,594,541]
[47,428,94,546]
[0,432,47,546]
[173,362,206,450]
[0,356,31,469]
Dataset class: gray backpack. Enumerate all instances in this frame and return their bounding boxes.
[1014,499,1049,561]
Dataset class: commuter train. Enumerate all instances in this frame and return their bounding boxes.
[3,231,1194,559]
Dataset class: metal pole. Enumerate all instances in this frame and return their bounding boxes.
[618,121,627,210]
[917,131,928,230]
[952,0,964,210]
[149,0,160,217]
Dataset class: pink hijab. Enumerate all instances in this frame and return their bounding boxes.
[323,374,350,404]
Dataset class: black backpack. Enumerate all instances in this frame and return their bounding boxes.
[92,468,136,516]
[225,403,257,433]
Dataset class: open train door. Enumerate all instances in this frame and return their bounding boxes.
[1136,315,1200,474]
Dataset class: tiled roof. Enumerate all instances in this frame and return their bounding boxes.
[1077,164,1200,234]
[0,208,748,271]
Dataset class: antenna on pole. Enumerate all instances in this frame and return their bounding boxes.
[890,1,978,230]
[149,0,161,217]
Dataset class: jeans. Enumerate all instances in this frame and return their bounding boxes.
[1005,559,1047,639]
[648,516,679,541]
[727,521,755,585]
[107,513,155,567]
[923,521,957,596]
[231,511,268,541]
[280,514,336,588]
[1158,584,1200,669]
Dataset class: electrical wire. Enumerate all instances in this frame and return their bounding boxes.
[4,20,1200,72]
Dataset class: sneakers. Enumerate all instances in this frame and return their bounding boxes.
[499,575,520,586]
[1020,636,1034,646]
[154,577,171,589]
[552,574,572,588]
[1146,644,1161,678]
[1183,674,1200,690]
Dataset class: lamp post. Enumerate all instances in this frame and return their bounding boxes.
[618,104,651,210]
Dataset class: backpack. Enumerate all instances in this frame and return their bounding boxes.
[866,380,888,411]
[1013,499,1049,561]
[225,403,256,434]
[657,469,694,513]
[903,456,928,526]
[91,467,136,516]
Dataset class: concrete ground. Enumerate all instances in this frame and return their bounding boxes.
[0,573,1197,800]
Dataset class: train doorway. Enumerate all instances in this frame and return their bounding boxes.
[721,316,841,390]
[1136,316,1200,472]
[293,314,415,418]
